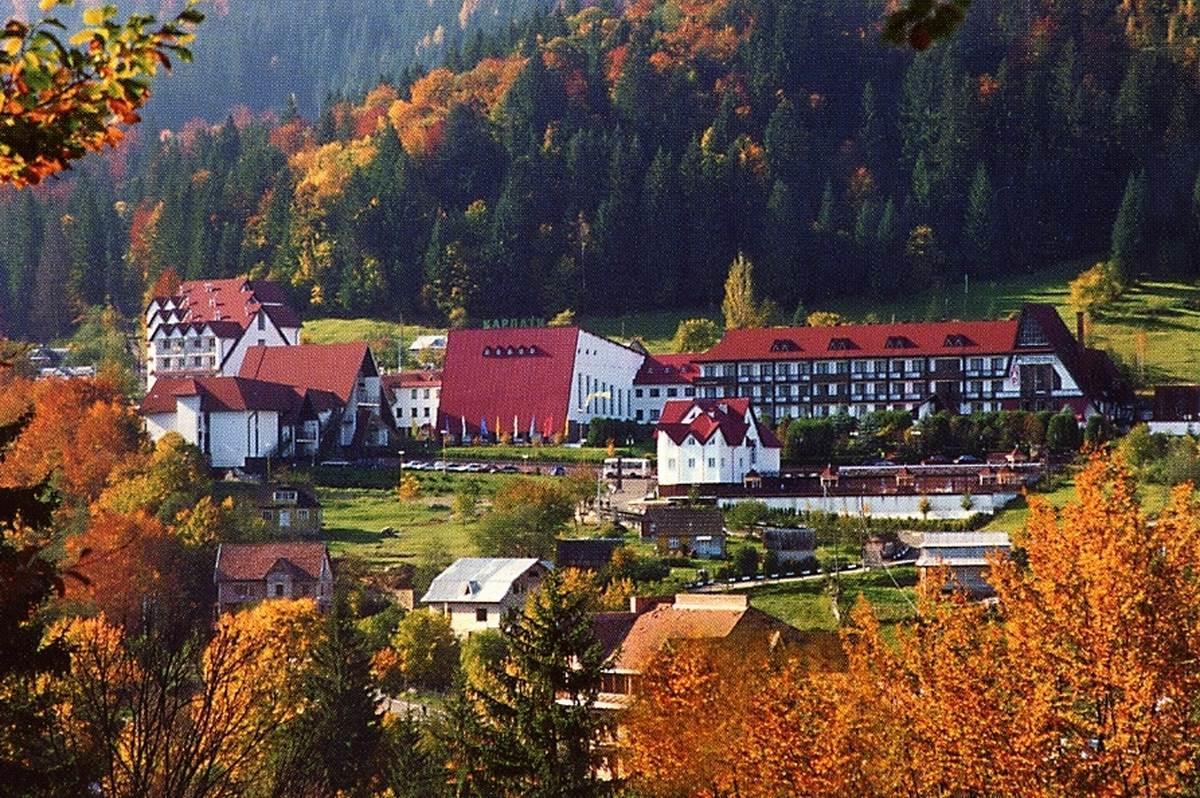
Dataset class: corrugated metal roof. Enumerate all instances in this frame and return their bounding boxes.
[420,557,551,604]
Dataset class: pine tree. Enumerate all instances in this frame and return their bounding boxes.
[815,179,835,233]
[911,151,932,221]
[858,81,884,174]
[763,179,804,305]
[639,148,685,306]
[269,599,383,795]
[450,572,607,798]
[1110,170,1147,278]
[963,162,996,275]
[764,96,806,192]
[871,197,901,296]
[613,26,656,136]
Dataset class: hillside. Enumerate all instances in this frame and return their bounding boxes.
[311,264,1200,385]
[3,0,1200,344]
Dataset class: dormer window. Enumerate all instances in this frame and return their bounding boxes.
[944,334,973,348]
[770,339,799,353]
[483,346,493,357]
[506,347,515,356]
[273,490,298,503]
[828,338,856,351]
[885,336,915,349]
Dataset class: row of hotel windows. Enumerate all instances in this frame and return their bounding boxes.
[157,355,217,371]
[750,401,1005,419]
[633,386,696,399]
[703,357,1010,379]
[157,337,217,353]
[409,387,439,400]
[703,380,1009,399]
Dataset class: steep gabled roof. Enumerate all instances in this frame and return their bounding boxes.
[420,557,551,604]
[140,375,311,421]
[656,398,782,448]
[439,326,581,437]
[695,318,1024,362]
[214,542,330,582]
[151,278,301,331]
[239,342,373,412]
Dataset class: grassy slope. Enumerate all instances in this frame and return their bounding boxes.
[748,567,919,632]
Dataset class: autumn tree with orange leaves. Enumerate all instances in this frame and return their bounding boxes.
[624,453,1200,798]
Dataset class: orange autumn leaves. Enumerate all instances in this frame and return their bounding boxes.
[624,454,1200,798]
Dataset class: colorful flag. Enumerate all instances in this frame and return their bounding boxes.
[529,415,536,440]
[480,417,489,439]
[513,415,519,437]
[460,416,466,440]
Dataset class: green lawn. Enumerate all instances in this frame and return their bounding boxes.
[301,318,444,370]
[985,476,1175,534]
[319,487,479,567]
[748,567,919,632]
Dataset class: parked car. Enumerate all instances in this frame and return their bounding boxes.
[432,460,449,471]
[447,463,470,472]
[922,455,950,465]
[464,462,488,472]
[549,466,567,476]
[954,454,982,464]
[318,459,350,467]
[401,460,425,470]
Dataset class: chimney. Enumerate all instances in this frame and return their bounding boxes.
[1076,311,1086,350]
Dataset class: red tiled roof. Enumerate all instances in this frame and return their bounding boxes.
[634,353,700,386]
[381,370,443,392]
[214,542,329,582]
[141,376,310,420]
[656,398,782,448]
[151,278,301,332]
[695,318,1024,362]
[239,342,373,412]
[439,327,580,437]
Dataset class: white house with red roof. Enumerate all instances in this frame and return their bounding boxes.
[655,398,782,486]
[631,353,699,424]
[691,305,1131,422]
[439,326,645,442]
[142,376,320,468]
[141,342,385,467]
[381,370,442,439]
[144,278,302,389]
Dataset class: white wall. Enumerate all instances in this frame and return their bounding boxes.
[207,410,280,468]
[219,312,293,377]
[656,408,780,487]
[392,384,442,434]
[718,491,1019,520]
[1148,421,1200,436]
[569,331,646,423]
[630,382,694,424]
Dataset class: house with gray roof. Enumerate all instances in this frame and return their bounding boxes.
[421,557,552,637]
[915,531,1012,598]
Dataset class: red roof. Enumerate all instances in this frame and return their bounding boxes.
[382,370,442,392]
[656,398,782,448]
[214,542,330,582]
[695,318,1023,362]
[239,342,374,412]
[439,327,580,437]
[150,278,301,331]
[634,353,700,386]
[141,376,310,421]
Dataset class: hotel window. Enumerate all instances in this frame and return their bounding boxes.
[411,408,418,417]
[667,458,676,469]
[424,388,430,399]
[969,358,984,371]
[814,362,831,375]
[667,388,678,397]
[423,408,430,417]
[739,364,753,377]
[635,389,644,398]
[687,458,696,468]
[649,388,660,398]
[707,458,716,468]
[992,380,1004,394]
[297,509,309,520]
[684,387,695,397]
[636,410,644,421]
[852,361,867,374]
[992,357,1006,372]
[650,409,660,421]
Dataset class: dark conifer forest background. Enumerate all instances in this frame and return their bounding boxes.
[3,0,1200,340]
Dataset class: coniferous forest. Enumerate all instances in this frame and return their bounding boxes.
[3,0,1200,341]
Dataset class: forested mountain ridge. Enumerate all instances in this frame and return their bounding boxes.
[3,0,1200,342]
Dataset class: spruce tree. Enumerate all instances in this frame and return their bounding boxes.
[1110,170,1147,278]
[763,179,803,305]
[639,148,685,306]
[963,162,996,274]
[450,572,607,798]
[815,179,835,232]
[764,96,806,191]
[859,80,884,174]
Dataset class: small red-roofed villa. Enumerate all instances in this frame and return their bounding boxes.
[655,398,782,486]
